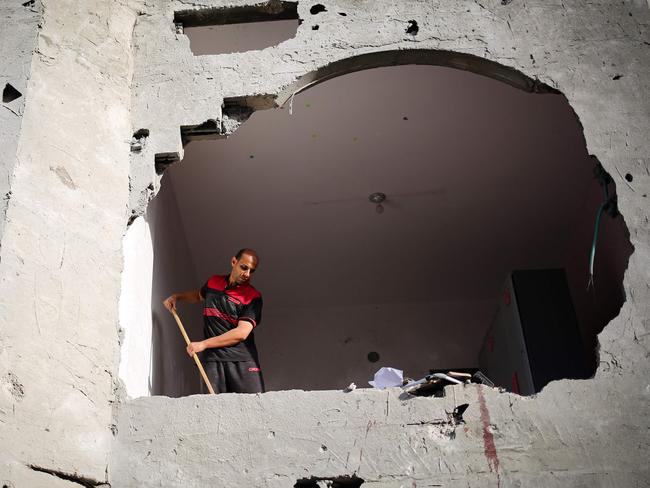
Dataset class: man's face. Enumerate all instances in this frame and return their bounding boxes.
[230,253,258,285]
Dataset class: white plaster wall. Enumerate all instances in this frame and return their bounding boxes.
[118,216,154,399]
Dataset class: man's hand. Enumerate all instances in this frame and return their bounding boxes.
[163,289,203,313]
[187,341,206,356]
[163,295,177,312]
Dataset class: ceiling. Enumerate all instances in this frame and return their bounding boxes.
[160,63,594,309]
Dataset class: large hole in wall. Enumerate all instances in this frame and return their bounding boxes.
[122,64,632,398]
[175,1,300,55]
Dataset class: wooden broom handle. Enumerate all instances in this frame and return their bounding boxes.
[171,309,215,394]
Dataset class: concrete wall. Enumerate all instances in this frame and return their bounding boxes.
[0,1,41,245]
[112,381,649,487]
[113,1,650,486]
[0,1,647,487]
[0,1,137,486]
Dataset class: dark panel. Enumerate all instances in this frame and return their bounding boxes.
[512,269,587,391]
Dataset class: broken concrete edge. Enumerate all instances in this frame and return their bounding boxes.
[127,93,279,223]
[124,47,559,225]
[111,378,648,486]
[173,0,299,27]
[275,48,560,107]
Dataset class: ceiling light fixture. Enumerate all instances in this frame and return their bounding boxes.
[368,192,386,214]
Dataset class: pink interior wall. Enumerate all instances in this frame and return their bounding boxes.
[256,300,497,391]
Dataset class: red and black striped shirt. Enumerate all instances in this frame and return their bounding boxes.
[200,274,263,362]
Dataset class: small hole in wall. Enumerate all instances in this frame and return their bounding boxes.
[406,20,419,35]
[310,4,326,15]
[295,476,364,488]
[2,83,22,103]
[131,129,150,152]
[338,12,347,16]
[625,173,633,182]
[133,128,150,139]
[22,0,35,7]
[612,74,622,80]
[367,351,380,363]
[312,24,319,30]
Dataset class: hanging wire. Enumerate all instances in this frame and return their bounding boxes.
[588,164,616,289]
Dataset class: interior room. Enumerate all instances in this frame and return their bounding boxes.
[142,63,632,397]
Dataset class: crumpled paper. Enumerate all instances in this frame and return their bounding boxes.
[368,367,403,389]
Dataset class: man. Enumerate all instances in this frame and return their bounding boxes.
[163,248,265,394]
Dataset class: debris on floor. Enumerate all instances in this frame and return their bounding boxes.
[368,367,403,389]
[402,370,496,397]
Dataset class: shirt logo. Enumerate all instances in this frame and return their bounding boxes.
[248,367,261,372]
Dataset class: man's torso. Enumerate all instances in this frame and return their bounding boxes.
[201,274,263,362]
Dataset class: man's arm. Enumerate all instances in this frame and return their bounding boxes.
[186,320,253,356]
[163,289,202,312]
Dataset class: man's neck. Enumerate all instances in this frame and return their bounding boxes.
[226,273,236,287]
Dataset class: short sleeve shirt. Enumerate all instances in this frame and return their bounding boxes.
[200,274,263,362]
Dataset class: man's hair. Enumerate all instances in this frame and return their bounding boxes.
[235,248,258,261]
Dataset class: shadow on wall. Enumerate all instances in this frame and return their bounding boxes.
[148,176,204,398]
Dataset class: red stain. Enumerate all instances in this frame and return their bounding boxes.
[511,372,520,395]
[477,385,501,487]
